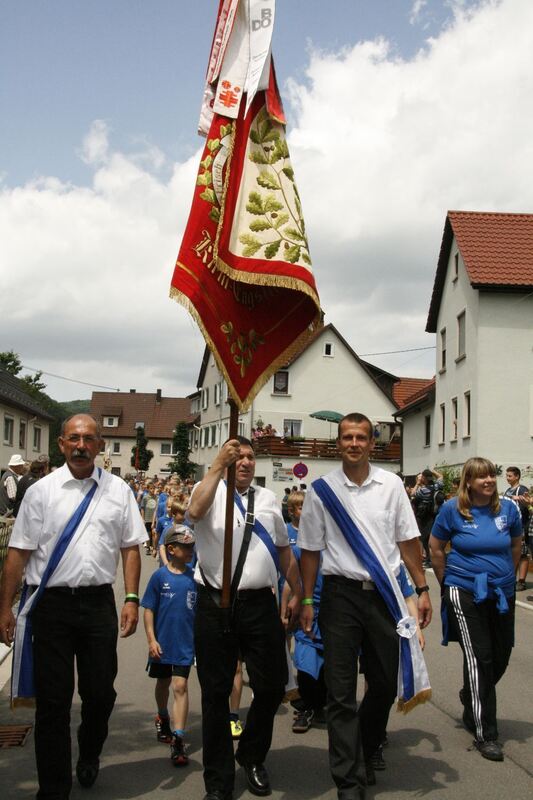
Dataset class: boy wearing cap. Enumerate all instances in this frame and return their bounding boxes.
[141,526,197,766]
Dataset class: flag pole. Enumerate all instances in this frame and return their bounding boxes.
[221,399,239,608]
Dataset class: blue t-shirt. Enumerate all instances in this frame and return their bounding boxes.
[155,513,172,542]
[156,492,169,520]
[141,566,197,665]
[432,497,522,585]
[287,522,298,546]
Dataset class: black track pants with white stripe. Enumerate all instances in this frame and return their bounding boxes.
[445,585,515,742]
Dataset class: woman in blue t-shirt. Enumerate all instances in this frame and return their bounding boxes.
[429,457,522,764]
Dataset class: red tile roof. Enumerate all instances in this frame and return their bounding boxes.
[394,378,435,416]
[90,391,192,439]
[427,211,533,331]
[392,377,432,409]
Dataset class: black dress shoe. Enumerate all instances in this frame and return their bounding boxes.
[76,759,99,788]
[203,792,233,800]
[241,763,271,796]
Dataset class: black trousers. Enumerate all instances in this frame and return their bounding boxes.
[194,585,287,797]
[32,586,118,800]
[319,575,398,799]
[445,585,514,742]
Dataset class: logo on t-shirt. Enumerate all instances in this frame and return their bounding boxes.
[494,515,507,532]
[186,590,197,610]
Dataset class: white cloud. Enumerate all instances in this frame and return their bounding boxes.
[80,119,111,166]
[409,0,428,25]
[1,0,532,399]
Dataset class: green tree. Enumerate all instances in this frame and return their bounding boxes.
[167,422,196,479]
[131,426,154,472]
[0,349,22,375]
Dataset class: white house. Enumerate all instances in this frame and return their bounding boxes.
[1,366,53,471]
[397,211,533,488]
[90,389,193,477]
[190,323,428,498]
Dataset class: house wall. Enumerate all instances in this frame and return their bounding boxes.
[401,236,533,491]
[1,404,50,470]
[95,435,184,478]
[476,291,533,474]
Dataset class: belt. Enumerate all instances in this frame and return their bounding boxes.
[325,574,375,590]
[38,584,113,596]
[198,584,272,602]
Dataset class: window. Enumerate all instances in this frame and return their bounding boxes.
[202,427,209,448]
[19,420,26,449]
[33,426,41,451]
[440,328,446,371]
[111,467,121,476]
[323,342,335,357]
[160,442,172,455]
[451,397,458,441]
[424,415,431,447]
[112,441,121,455]
[284,419,302,437]
[224,422,229,440]
[273,370,289,395]
[134,421,144,430]
[202,388,209,410]
[214,383,221,406]
[439,404,445,444]
[457,310,466,359]
[464,392,471,437]
[106,416,118,427]
[453,252,459,281]
[210,424,217,447]
[238,422,246,437]
[3,416,14,446]
[224,383,229,403]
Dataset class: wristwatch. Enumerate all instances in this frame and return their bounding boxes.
[415,585,430,597]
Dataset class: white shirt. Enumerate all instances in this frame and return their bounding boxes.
[10,464,146,587]
[192,482,288,590]
[298,465,419,581]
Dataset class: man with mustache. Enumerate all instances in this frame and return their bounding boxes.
[0,414,146,800]
[188,436,301,800]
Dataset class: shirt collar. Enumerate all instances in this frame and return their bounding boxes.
[59,463,101,487]
[340,463,384,489]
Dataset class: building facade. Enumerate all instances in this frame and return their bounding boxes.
[1,367,53,471]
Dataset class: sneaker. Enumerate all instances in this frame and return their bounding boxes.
[473,739,504,761]
[170,735,189,766]
[516,580,527,592]
[292,709,314,733]
[155,714,173,743]
[230,719,243,740]
[370,745,386,771]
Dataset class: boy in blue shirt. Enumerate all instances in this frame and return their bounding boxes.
[142,526,197,766]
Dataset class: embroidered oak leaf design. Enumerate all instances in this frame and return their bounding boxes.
[220,323,265,378]
[238,108,311,264]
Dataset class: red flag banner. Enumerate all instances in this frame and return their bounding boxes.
[170,3,321,411]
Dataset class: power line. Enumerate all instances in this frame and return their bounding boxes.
[22,364,120,392]
[359,346,436,357]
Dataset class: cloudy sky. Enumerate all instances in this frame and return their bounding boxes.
[1,0,532,401]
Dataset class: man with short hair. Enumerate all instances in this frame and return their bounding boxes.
[0,453,27,515]
[504,467,530,591]
[188,436,302,800]
[0,414,146,800]
[299,413,432,799]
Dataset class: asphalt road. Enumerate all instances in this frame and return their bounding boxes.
[1,563,532,800]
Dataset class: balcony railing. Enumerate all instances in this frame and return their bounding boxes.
[253,435,400,462]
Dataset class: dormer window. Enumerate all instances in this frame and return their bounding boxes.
[105,416,119,427]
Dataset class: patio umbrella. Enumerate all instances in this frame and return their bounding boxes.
[309,410,343,438]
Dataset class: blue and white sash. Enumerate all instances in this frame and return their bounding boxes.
[313,475,431,712]
[11,471,102,707]
[233,489,280,571]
